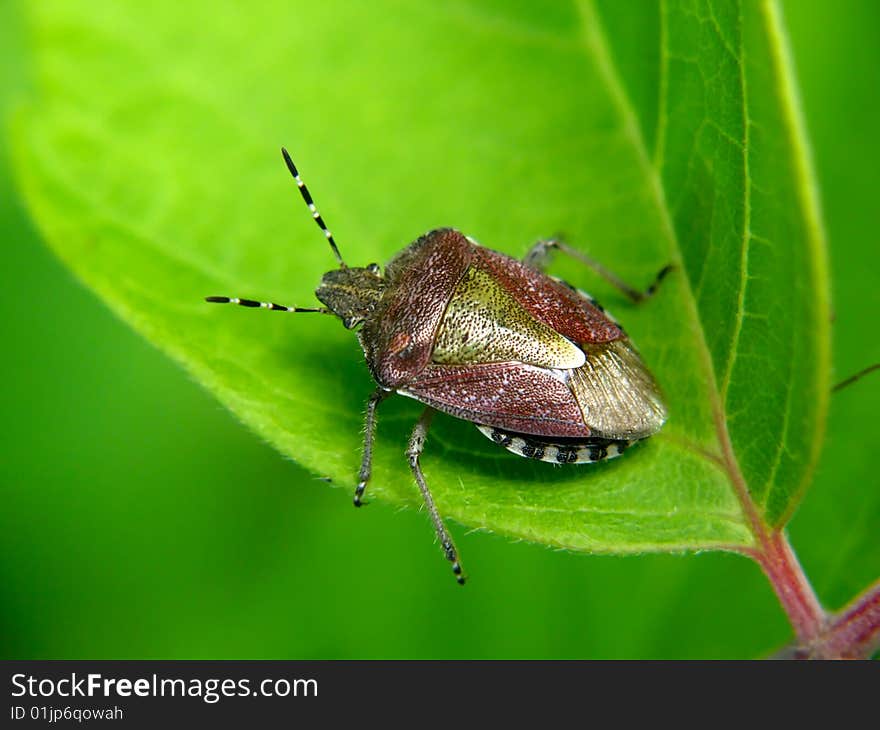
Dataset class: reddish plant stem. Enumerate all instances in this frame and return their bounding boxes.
[818,578,880,659]
[715,403,880,655]
[749,531,826,645]
[713,408,830,647]
[748,533,880,658]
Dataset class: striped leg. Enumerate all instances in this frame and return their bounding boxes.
[354,387,391,507]
[524,238,673,303]
[406,408,465,585]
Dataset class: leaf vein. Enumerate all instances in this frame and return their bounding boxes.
[576,0,756,540]
[720,1,752,406]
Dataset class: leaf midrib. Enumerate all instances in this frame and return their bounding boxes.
[575,0,762,541]
[760,0,830,527]
[720,0,753,405]
[578,0,830,538]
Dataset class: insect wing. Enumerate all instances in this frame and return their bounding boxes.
[569,340,667,440]
[401,362,591,438]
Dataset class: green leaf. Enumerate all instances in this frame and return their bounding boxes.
[655,0,830,527]
[11,0,827,555]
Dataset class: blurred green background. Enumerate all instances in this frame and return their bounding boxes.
[2,0,878,659]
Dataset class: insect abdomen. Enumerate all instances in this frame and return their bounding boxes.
[475,425,636,464]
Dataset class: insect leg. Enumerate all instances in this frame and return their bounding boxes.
[204,296,331,314]
[524,238,674,304]
[354,387,392,507]
[406,408,465,585]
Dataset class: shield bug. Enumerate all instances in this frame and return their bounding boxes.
[207,148,671,584]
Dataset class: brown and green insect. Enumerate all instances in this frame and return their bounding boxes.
[207,148,670,584]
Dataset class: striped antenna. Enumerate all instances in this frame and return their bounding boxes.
[204,296,329,314]
[281,147,346,268]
